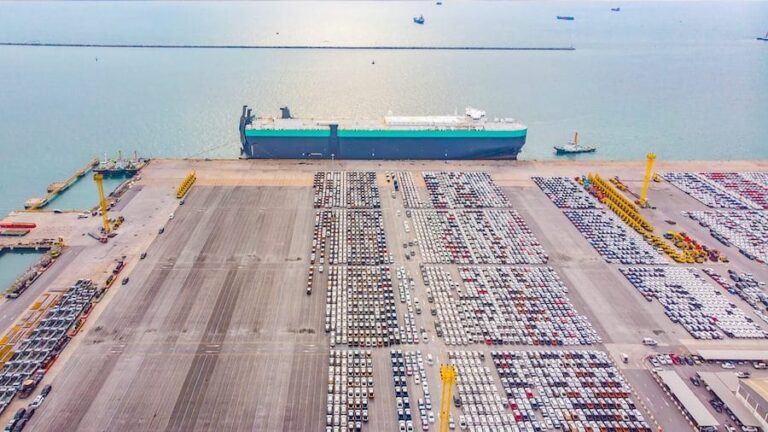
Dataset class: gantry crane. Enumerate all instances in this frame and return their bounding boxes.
[93,173,111,234]
[439,365,457,432]
[639,152,656,208]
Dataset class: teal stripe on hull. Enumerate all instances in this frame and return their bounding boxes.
[245,129,330,137]
[245,128,527,139]
[337,129,527,138]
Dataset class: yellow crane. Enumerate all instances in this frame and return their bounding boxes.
[639,152,656,208]
[93,173,111,233]
[439,365,457,432]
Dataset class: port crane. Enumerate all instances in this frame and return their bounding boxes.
[639,152,656,207]
[439,365,457,432]
[93,173,111,234]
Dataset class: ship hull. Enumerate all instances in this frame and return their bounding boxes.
[241,136,526,160]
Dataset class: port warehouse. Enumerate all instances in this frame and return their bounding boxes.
[738,378,768,431]
[0,160,765,431]
[655,370,719,430]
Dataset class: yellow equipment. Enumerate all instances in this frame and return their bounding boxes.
[176,170,197,199]
[439,365,457,432]
[589,172,691,262]
[93,173,111,233]
[639,153,656,207]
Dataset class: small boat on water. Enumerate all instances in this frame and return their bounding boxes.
[436,1,443,4]
[413,15,425,24]
[611,7,621,12]
[554,132,596,154]
[557,16,575,21]
[758,32,768,41]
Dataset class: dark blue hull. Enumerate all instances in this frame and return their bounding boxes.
[240,136,526,160]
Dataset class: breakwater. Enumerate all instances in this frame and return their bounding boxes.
[0,42,575,51]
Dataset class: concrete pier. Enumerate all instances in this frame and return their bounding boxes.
[0,158,765,431]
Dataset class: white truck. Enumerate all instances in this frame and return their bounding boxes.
[642,338,658,346]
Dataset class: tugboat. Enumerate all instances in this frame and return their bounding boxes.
[557,16,575,21]
[413,15,425,24]
[758,32,768,41]
[554,132,596,154]
[611,7,621,12]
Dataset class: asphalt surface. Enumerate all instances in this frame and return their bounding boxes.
[7,162,766,432]
[26,186,327,431]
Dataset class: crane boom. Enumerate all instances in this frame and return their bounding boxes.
[93,173,110,233]
[439,365,457,432]
[639,152,656,207]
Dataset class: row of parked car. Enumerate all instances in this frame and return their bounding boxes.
[422,264,602,347]
[704,269,768,320]
[448,351,510,431]
[422,172,511,209]
[314,171,381,209]
[394,172,427,209]
[326,350,374,432]
[314,210,391,266]
[412,209,548,265]
[458,266,601,346]
[492,350,652,432]
[422,266,473,346]
[395,267,419,345]
[390,350,437,432]
[699,172,768,210]
[532,176,601,209]
[0,279,97,423]
[326,266,401,348]
[564,210,667,265]
[621,267,767,339]
[404,351,438,430]
[309,172,385,294]
[3,384,51,432]
[686,210,768,265]
[663,172,756,209]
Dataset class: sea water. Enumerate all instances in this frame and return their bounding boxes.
[0,251,43,293]
[0,1,766,216]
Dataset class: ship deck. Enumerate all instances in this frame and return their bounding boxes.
[246,115,526,132]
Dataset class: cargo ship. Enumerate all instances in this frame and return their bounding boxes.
[239,106,527,160]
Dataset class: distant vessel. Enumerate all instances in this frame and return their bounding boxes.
[557,16,575,21]
[758,32,768,41]
[611,7,621,12]
[413,15,425,24]
[554,132,596,154]
[239,106,527,160]
[94,151,143,175]
[436,1,443,4]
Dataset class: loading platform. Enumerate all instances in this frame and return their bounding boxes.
[24,159,98,210]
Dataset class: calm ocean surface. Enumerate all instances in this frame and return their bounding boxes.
[0,251,42,295]
[0,1,767,216]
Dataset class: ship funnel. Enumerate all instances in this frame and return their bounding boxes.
[242,105,248,117]
[280,106,292,119]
